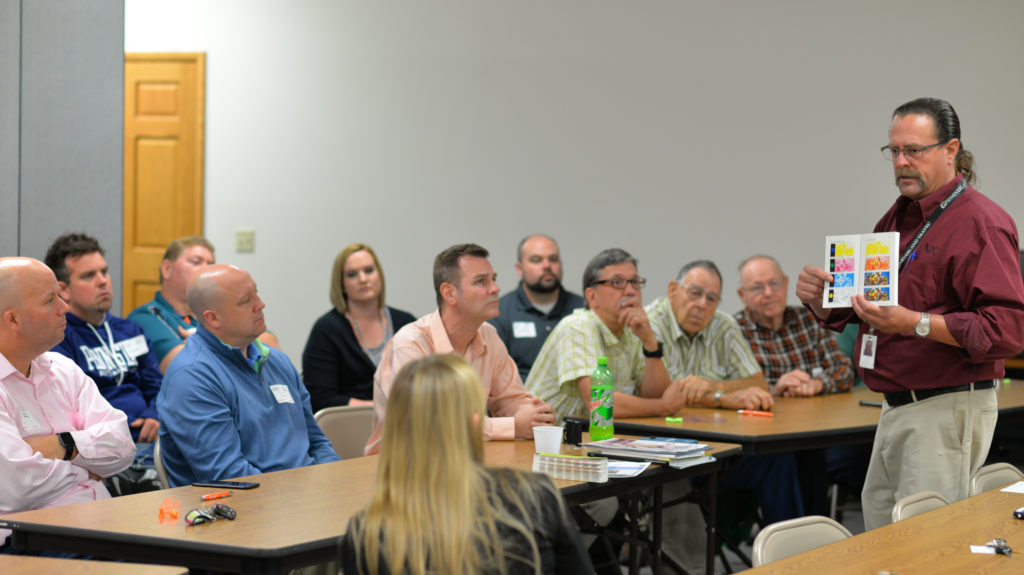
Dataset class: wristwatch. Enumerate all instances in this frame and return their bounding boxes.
[58,432,76,461]
[713,390,725,408]
[642,341,664,358]
[914,312,931,338]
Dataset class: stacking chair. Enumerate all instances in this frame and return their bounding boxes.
[314,405,375,460]
[970,462,1024,496]
[153,436,170,488]
[751,515,852,567]
[891,490,950,522]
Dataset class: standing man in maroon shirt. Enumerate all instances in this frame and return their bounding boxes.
[796,98,1024,530]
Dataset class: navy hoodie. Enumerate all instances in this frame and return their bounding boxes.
[51,312,163,440]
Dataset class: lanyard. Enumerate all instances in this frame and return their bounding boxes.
[87,320,127,386]
[348,308,393,356]
[898,177,967,272]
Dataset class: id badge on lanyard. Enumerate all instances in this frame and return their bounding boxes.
[859,333,877,370]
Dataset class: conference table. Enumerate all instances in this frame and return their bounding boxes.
[0,556,186,575]
[744,481,1024,574]
[0,438,741,574]
[567,380,1024,455]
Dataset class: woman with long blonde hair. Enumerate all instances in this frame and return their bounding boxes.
[341,354,592,575]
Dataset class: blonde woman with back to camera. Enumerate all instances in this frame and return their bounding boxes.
[341,354,594,575]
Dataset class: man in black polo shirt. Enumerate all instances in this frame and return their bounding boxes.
[489,234,584,381]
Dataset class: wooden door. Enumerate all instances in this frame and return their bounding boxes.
[122,53,205,315]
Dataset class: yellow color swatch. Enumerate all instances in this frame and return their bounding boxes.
[865,241,891,255]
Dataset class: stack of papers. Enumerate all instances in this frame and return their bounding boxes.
[668,454,716,470]
[533,453,608,483]
[584,437,711,465]
[607,460,652,479]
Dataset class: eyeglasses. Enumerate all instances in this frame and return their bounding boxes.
[680,284,720,305]
[592,277,647,290]
[880,141,946,161]
[743,279,784,296]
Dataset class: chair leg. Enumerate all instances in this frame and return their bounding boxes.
[829,482,839,520]
[717,545,734,574]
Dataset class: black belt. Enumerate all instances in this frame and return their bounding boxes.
[884,380,995,408]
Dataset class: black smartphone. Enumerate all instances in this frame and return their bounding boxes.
[191,480,260,489]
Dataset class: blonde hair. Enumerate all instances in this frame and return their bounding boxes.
[330,244,386,314]
[351,355,547,575]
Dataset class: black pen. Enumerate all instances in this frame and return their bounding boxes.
[859,400,883,408]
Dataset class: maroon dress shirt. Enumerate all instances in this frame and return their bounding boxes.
[823,175,1024,392]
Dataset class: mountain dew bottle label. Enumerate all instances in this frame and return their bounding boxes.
[589,356,614,441]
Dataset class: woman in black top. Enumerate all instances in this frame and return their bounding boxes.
[302,244,414,413]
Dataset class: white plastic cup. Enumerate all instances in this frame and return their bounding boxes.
[534,425,564,454]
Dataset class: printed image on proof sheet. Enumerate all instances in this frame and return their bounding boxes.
[823,232,899,308]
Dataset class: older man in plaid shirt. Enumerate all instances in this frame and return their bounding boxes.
[734,254,858,517]
[734,255,854,396]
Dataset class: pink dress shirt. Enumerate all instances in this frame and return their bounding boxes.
[0,351,135,539]
[364,311,534,455]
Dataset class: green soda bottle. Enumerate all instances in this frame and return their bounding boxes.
[589,356,614,441]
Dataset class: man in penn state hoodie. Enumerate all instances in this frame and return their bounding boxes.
[44,233,163,492]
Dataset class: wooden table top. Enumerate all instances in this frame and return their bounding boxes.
[0,437,741,567]
[593,380,1024,454]
[995,378,1024,415]
[0,556,186,575]
[484,438,742,500]
[604,386,884,453]
[746,483,1024,574]
[2,454,376,558]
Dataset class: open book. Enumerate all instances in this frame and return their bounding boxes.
[823,232,900,308]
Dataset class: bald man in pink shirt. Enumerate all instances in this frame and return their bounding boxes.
[0,258,134,551]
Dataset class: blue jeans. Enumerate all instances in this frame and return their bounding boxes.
[134,441,155,467]
[720,453,805,523]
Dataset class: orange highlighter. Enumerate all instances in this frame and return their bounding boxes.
[737,410,774,417]
[200,490,232,501]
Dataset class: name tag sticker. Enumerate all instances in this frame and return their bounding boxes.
[20,410,42,432]
[118,335,150,358]
[512,321,537,339]
[269,384,295,404]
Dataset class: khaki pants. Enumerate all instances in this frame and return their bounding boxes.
[861,386,997,530]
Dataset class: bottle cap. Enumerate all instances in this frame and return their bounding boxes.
[597,356,608,366]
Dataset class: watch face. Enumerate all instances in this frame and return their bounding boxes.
[915,315,930,336]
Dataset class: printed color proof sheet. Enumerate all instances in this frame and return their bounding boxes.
[823,232,899,308]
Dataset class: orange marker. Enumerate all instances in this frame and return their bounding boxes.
[737,410,774,417]
[200,490,232,501]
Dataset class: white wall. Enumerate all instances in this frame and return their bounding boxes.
[125,0,1024,367]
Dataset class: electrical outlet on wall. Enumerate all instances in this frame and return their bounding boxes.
[236,229,255,253]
